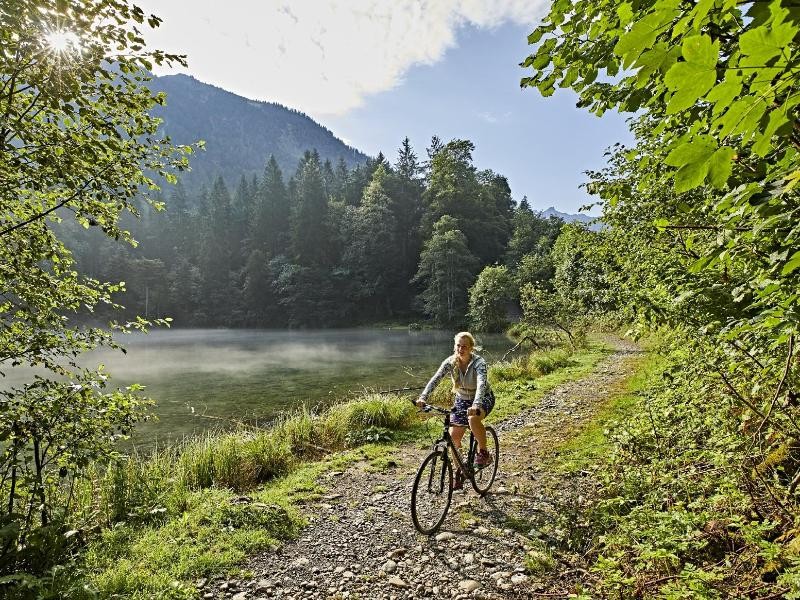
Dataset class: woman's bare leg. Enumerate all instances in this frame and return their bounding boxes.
[468,413,487,451]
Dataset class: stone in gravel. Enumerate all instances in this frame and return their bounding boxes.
[435,532,455,541]
[388,576,410,589]
[255,580,271,593]
[294,557,310,567]
[334,566,345,574]
[195,578,208,589]
[388,548,407,559]
[232,593,248,600]
[510,574,529,584]
[202,594,214,600]
[383,560,398,573]
[474,526,489,534]
[342,571,355,579]
[480,558,496,567]
[463,553,475,564]
[458,579,481,592]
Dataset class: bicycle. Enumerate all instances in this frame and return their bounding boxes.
[410,403,500,535]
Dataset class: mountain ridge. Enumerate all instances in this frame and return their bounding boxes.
[149,74,369,189]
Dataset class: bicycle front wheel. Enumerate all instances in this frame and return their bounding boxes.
[471,425,499,495]
[411,450,452,534]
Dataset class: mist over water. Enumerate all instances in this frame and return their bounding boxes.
[5,329,511,446]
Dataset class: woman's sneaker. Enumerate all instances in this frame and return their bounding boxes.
[475,449,493,467]
[453,469,465,490]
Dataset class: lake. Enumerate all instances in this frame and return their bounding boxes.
[7,329,512,446]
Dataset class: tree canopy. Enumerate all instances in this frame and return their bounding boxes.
[0,0,193,569]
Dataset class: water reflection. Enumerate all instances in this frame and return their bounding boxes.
[4,328,511,446]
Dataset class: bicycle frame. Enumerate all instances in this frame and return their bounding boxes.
[423,405,478,484]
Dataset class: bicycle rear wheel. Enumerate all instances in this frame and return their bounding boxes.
[470,425,499,495]
[411,450,452,534]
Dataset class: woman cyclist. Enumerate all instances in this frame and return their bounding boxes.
[416,331,495,489]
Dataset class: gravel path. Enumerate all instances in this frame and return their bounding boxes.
[204,338,643,600]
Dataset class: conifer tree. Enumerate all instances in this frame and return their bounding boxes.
[256,156,290,258]
[291,153,331,267]
[342,165,398,316]
[412,215,479,326]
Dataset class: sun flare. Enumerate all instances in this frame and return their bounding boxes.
[44,29,81,54]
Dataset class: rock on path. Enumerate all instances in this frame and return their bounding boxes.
[206,337,642,600]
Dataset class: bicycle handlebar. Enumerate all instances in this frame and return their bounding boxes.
[415,402,450,415]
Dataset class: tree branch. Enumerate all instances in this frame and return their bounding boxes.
[0,160,117,237]
[755,334,794,437]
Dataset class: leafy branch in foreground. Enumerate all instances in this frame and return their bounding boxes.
[522,0,800,596]
[0,0,196,586]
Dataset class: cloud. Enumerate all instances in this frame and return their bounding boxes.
[476,110,513,124]
[135,0,549,116]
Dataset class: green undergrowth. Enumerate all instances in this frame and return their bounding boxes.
[554,348,663,474]
[489,341,612,422]
[80,445,392,600]
[540,335,800,598]
[16,339,614,599]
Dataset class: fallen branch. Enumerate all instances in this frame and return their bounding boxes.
[500,334,542,362]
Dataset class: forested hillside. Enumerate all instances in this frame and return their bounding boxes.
[148,74,368,190]
[62,137,567,329]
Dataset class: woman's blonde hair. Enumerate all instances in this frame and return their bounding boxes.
[450,332,476,391]
[451,331,475,361]
[453,331,475,349]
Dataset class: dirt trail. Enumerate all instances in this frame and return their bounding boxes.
[207,338,643,600]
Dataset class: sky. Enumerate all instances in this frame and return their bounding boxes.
[136,0,633,214]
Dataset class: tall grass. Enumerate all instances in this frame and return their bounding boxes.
[66,394,417,530]
[490,347,575,382]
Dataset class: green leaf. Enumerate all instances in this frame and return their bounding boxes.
[674,161,711,193]
[665,135,717,193]
[705,78,742,115]
[665,135,717,168]
[635,42,680,87]
[708,146,735,188]
[782,251,800,275]
[691,0,717,29]
[739,21,797,65]
[528,28,547,45]
[715,96,768,141]
[664,35,719,113]
[751,108,790,157]
[689,254,717,273]
[615,12,672,68]
[617,3,635,26]
[681,33,718,65]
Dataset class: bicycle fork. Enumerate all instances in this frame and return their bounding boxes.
[428,443,449,493]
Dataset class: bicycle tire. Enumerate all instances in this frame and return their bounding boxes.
[470,425,499,495]
[411,450,452,534]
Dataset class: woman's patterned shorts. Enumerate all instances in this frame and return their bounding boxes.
[450,389,495,427]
